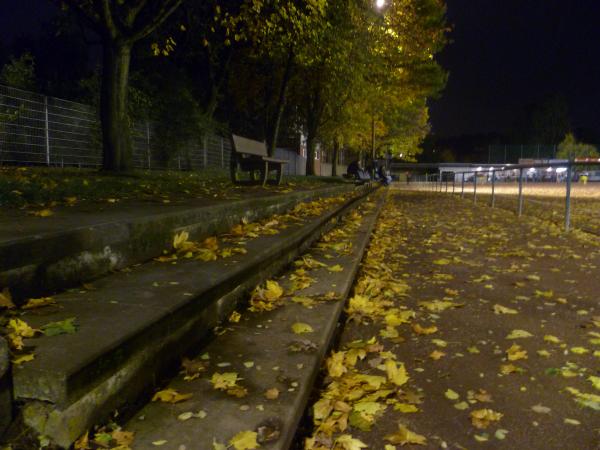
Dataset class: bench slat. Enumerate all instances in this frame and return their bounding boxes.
[232,134,268,157]
[262,157,288,164]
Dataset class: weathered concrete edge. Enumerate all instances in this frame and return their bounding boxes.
[11,186,373,406]
[279,192,385,450]
[123,191,385,449]
[19,187,376,448]
[0,336,11,439]
[1,184,355,301]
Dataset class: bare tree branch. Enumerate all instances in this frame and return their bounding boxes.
[100,0,126,40]
[124,0,149,27]
[129,0,185,42]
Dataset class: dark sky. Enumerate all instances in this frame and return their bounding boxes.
[2,0,600,141]
[429,0,600,138]
[0,0,57,44]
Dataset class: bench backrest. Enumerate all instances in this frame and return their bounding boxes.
[232,134,268,157]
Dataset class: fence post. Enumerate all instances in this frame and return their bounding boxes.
[452,173,456,194]
[146,121,151,169]
[565,162,572,231]
[518,168,524,216]
[473,171,477,204]
[445,175,448,193]
[491,170,496,207]
[461,173,465,198]
[44,96,50,166]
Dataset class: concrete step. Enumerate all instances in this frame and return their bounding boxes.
[1,184,355,302]
[12,186,375,448]
[123,193,384,449]
[0,337,10,437]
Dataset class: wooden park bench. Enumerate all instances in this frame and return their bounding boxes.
[230,134,288,186]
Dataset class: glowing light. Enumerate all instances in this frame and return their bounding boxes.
[375,0,386,8]
[546,167,553,172]
[476,166,483,172]
[528,168,536,173]
[556,167,567,173]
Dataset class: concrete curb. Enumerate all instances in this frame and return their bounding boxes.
[16,186,376,448]
[124,191,385,449]
[0,336,11,438]
[1,184,356,302]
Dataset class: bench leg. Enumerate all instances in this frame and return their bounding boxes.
[275,164,284,185]
[230,157,241,184]
[261,161,269,186]
[251,169,262,183]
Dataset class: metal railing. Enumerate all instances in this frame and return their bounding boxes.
[405,160,600,233]
[0,84,232,170]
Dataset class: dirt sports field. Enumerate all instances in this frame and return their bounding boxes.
[410,182,600,235]
[301,188,600,450]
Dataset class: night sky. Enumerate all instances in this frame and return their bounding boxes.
[2,0,600,141]
[0,1,57,44]
[429,0,600,139]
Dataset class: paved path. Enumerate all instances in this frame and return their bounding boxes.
[303,189,600,449]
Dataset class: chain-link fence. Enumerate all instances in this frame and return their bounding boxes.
[0,84,233,170]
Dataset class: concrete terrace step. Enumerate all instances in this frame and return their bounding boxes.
[13,186,375,448]
[1,184,355,301]
[125,192,384,450]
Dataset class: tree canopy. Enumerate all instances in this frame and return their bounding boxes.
[557,133,599,160]
[28,0,448,173]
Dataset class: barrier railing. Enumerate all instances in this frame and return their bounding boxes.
[403,159,600,233]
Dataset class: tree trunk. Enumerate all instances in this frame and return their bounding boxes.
[267,50,294,157]
[204,47,232,121]
[101,40,133,172]
[332,137,340,177]
[306,133,316,176]
[304,82,324,177]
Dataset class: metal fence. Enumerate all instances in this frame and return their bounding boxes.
[0,84,233,170]
[407,160,600,232]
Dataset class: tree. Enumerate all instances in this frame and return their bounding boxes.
[531,95,570,145]
[361,0,447,161]
[0,53,36,154]
[556,133,599,159]
[292,0,447,175]
[291,0,357,175]
[55,0,184,172]
[0,52,37,90]
[226,0,327,156]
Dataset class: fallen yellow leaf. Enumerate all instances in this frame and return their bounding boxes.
[151,388,192,403]
[229,430,259,450]
[385,360,409,387]
[385,424,427,446]
[470,409,503,429]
